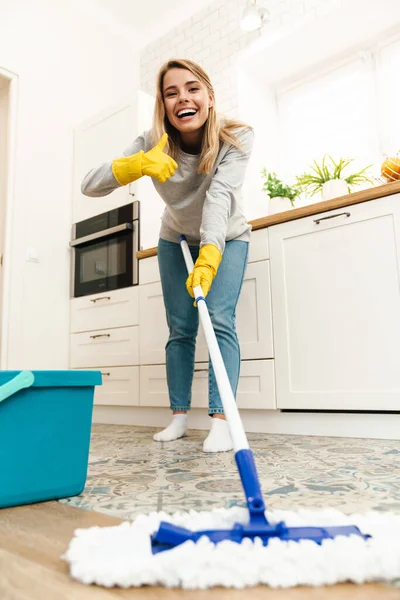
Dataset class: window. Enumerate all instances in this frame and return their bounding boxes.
[378,38,400,156]
[276,35,400,185]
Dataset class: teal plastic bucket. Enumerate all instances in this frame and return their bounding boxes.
[0,370,102,508]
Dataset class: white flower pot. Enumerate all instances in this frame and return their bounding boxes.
[268,196,294,215]
[322,179,349,201]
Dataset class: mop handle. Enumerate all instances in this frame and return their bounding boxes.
[179,236,249,453]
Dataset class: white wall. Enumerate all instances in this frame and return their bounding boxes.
[0,83,8,244]
[0,0,140,369]
[0,81,9,345]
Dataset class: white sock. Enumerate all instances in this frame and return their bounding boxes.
[153,414,188,442]
[203,417,233,453]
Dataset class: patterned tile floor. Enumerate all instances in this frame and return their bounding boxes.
[61,424,400,520]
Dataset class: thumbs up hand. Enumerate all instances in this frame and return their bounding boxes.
[141,133,178,183]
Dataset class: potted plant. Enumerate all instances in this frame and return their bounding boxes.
[295,155,374,201]
[261,169,300,214]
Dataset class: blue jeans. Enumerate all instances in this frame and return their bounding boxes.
[157,238,249,415]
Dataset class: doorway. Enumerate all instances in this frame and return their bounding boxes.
[0,68,18,369]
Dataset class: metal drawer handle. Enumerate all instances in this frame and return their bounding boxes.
[101,372,111,376]
[90,296,111,303]
[194,368,208,373]
[89,334,110,339]
[314,212,350,225]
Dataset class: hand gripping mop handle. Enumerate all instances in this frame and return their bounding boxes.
[179,235,266,522]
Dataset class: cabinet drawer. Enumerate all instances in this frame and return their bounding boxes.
[195,260,274,362]
[248,228,269,263]
[70,326,139,368]
[71,287,139,333]
[96,367,139,406]
[139,364,215,409]
[139,282,168,364]
[237,360,275,409]
[139,360,275,409]
[139,256,160,285]
[190,360,276,409]
[75,366,139,406]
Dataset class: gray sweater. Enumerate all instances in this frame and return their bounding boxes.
[81,127,254,253]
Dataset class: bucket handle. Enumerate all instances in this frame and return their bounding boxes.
[0,371,35,404]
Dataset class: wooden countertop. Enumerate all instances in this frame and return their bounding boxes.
[137,180,400,259]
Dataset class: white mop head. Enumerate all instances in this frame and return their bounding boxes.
[63,506,400,589]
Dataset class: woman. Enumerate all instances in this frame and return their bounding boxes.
[81,59,254,453]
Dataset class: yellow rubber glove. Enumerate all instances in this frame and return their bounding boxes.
[112,133,178,185]
[186,244,222,304]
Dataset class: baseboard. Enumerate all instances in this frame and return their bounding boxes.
[92,406,400,440]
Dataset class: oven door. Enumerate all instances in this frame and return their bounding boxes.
[71,223,138,297]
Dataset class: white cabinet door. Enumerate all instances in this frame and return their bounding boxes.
[70,326,139,368]
[139,282,168,364]
[190,360,276,409]
[139,365,168,407]
[139,360,275,409]
[71,287,139,333]
[195,260,274,362]
[72,100,137,223]
[95,367,139,406]
[269,196,400,410]
[76,366,139,406]
[139,256,160,285]
[248,228,269,263]
[139,363,212,408]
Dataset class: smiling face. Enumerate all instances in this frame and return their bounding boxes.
[162,68,213,137]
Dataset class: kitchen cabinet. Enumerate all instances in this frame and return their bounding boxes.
[269,195,400,411]
[79,366,139,407]
[70,325,139,368]
[139,257,274,365]
[72,100,137,223]
[71,287,139,333]
[137,229,275,408]
[139,281,168,365]
[139,360,275,409]
[195,260,274,362]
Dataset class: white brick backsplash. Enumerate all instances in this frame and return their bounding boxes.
[172,32,185,45]
[228,40,240,56]
[304,0,323,7]
[206,31,220,47]
[181,37,194,51]
[228,30,240,45]
[193,29,206,43]
[269,0,291,18]
[282,2,305,24]
[316,0,342,16]
[190,20,205,36]
[139,0,328,114]
[193,5,213,23]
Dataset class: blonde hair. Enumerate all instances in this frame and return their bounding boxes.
[152,58,252,175]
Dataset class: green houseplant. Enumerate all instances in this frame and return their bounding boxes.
[295,155,373,200]
[261,170,299,214]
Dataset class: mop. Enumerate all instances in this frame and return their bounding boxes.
[63,236,400,589]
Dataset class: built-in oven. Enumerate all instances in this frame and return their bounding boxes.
[70,201,140,298]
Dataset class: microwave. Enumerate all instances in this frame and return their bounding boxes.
[70,201,140,298]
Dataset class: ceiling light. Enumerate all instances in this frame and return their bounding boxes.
[240,0,269,32]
